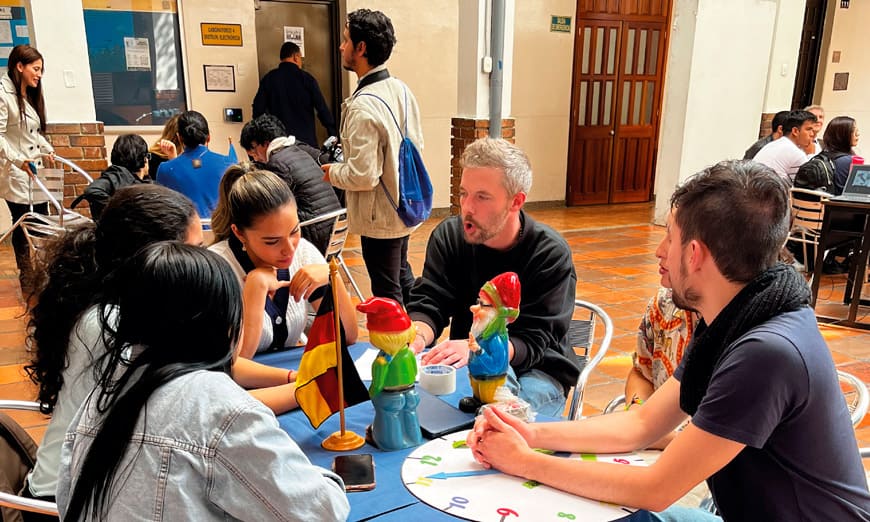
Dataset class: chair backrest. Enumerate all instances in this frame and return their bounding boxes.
[0,400,58,519]
[790,188,828,236]
[566,300,613,420]
[300,208,349,261]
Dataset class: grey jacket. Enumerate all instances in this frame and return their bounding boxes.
[328,65,424,239]
[0,73,53,204]
[57,370,349,521]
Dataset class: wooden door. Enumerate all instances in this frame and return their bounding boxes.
[791,0,827,109]
[567,3,671,205]
[566,19,622,205]
[610,21,666,203]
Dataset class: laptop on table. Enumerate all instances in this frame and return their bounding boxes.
[831,164,870,204]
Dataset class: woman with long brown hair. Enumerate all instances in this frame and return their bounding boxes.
[146,113,181,180]
[0,44,54,292]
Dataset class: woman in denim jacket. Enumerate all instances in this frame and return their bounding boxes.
[57,242,349,521]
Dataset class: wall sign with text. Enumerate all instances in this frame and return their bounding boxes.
[201,23,242,47]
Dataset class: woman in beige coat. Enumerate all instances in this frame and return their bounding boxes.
[0,44,54,292]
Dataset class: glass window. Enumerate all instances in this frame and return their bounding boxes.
[83,0,186,126]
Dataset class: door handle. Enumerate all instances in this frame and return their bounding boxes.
[609,129,615,136]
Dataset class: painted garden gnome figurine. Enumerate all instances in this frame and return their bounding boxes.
[459,272,521,413]
[357,297,423,450]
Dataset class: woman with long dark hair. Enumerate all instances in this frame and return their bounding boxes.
[823,116,861,194]
[210,165,358,359]
[0,44,55,292]
[155,109,235,217]
[24,185,303,511]
[57,242,349,521]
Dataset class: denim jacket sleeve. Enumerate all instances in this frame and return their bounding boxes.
[209,400,350,521]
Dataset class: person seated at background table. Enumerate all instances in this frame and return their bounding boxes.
[468,160,870,520]
[240,114,342,255]
[56,242,349,521]
[156,110,235,218]
[210,165,358,359]
[742,110,788,160]
[408,138,579,418]
[625,287,697,450]
[70,133,151,220]
[824,116,861,195]
[23,186,305,512]
[146,113,181,180]
[753,110,817,183]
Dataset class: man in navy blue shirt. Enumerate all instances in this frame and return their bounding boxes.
[468,160,870,520]
[252,42,337,148]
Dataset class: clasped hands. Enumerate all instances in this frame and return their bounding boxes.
[244,264,329,302]
[466,403,538,478]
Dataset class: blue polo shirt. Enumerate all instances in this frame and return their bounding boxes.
[156,145,235,218]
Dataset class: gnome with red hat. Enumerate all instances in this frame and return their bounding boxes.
[357,297,423,450]
[460,272,521,412]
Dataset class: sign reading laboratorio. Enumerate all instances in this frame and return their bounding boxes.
[550,15,571,33]
[201,23,242,47]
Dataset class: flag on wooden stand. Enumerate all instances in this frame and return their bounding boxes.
[295,286,368,428]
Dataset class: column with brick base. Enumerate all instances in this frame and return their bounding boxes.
[449,118,515,215]
[45,123,107,218]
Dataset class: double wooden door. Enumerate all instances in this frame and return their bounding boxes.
[567,18,668,205]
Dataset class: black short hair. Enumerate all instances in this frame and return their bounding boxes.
[347,9,396,67]
[177,110,210,150]
[771,110,790,134]
[671,160,790,283]
[782,110,817,136]
[280,41,301,60]
[239,114,287,150]
[110,134,148,173]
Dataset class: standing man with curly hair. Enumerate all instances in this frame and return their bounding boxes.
[322,9,423,306]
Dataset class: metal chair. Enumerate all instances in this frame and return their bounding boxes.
[565,299,614,420]
[0,400,59,519]
[299,208,364,301]
[838,370,869,428]
[0,155,92,262]
[788,187,830,274]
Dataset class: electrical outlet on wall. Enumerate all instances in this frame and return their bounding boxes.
[63,70,75,88]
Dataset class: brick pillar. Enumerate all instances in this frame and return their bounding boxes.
[449,118,516,215]
[45,122,107,217]
[757,112,775,139]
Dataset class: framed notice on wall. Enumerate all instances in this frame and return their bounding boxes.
[203,64,235,92]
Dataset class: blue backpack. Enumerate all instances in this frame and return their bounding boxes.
[358,88,433,227]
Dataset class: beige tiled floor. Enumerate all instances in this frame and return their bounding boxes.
[2,201,870,458]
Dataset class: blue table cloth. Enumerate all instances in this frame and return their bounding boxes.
[257,344,473,521]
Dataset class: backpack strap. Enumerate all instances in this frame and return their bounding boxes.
[353,87,409,212]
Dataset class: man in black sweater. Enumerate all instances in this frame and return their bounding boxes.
[408,138,579,417]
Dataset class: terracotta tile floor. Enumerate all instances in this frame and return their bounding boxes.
[3,201,870,456]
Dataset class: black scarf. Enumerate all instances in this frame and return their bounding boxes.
[679,263,810,416]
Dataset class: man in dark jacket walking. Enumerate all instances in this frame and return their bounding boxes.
[72,134,150,220]
[252,42,337,148]
[240,114,341,255]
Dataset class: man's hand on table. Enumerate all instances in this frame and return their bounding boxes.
[421,339,471,368]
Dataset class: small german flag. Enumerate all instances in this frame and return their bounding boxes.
[294,286,368,428]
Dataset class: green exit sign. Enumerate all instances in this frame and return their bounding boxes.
[551,15,571,33]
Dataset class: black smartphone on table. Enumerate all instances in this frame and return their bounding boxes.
[332,453,376,492]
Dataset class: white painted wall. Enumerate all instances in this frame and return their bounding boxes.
[511,0,575,202]
[762,0,806,112]
[817,1,869,157]
[28,0,96,123]
[653,0,781,223]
